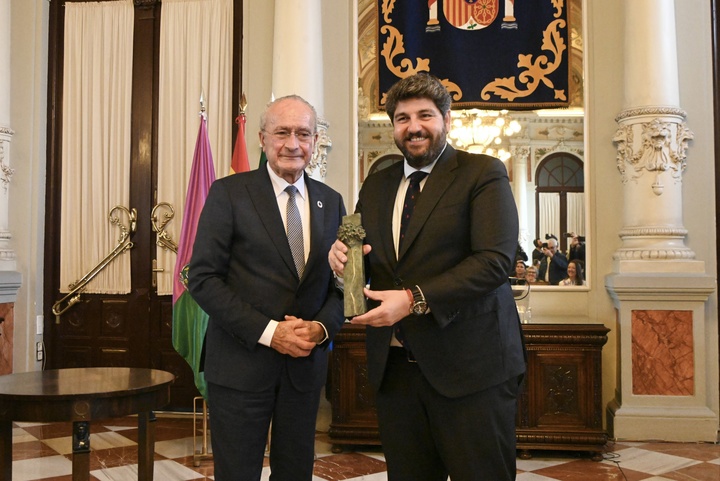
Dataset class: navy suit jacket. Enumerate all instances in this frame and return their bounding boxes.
[188,167,346,393]
[538,251,569,285]
[357,145,526,398]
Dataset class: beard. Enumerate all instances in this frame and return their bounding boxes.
[395,127,447,168]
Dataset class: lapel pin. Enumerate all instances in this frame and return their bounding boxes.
[317,201,323,208]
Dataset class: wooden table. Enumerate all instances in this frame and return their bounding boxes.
[0,367,175,481]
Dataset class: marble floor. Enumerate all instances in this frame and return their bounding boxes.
[7,413,720,481]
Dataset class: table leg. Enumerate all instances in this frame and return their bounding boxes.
[137,411,156,481]
[0,420,11,481]
[71,421,90,481]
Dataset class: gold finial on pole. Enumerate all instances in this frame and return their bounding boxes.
[239,92,247,114]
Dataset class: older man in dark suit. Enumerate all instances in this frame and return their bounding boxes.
[537,236,568,285]
[189,95,346,481]
[330,73,526,481]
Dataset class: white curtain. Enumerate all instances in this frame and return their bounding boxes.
[539,192,560,240]
[567,192,585,236]
[156,0,233,295]
[60,0,134,294]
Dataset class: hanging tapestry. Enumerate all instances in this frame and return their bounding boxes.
[377,0,571,110]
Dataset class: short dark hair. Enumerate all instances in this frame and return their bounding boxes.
[384,73,452,123]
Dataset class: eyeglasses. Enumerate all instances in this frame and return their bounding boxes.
[263,129,315,144]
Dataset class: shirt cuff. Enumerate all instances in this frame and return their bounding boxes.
[312,321,329,344]
[258,319,279,347]
[333,272,345,291]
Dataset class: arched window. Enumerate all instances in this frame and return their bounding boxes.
[535,153,584,252]
[368,154,403,175]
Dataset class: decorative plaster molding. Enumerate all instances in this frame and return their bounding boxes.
[0,141,14,192]
[511,146,530,161]
[614,226,695,261]
[361,119,392,129]
[613,248,696,261]
[535,144,584,159]
[614,106,686,122]
[0,127,13,137]
[0,163,14,191]
[618,226,688,237]
[307,117,330,180]
[613,115,693,193]
[536,124,583,140]
[0,250,16,261]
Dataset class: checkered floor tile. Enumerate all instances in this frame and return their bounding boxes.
[7,416,719,480]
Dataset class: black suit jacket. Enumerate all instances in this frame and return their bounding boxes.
[538,251,568,285]
[357,145,526,398]
[188,167,346,393]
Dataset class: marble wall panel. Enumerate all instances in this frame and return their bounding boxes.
[631,310,694,395]
[0,303,13,374]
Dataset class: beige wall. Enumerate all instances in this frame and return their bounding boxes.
[9,0,47,372]
[8,0,718,436]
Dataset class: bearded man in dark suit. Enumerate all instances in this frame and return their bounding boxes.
[189,95,346,481]
[329,73,526,481]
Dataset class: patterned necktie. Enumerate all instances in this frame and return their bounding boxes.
[285,185,305,278]
[396,171,427,351]
[399,171,428,249]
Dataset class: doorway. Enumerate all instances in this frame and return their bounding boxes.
[43,0,242,411]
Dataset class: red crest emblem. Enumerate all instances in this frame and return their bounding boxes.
[443,0,499,30]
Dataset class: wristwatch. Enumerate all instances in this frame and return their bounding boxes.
[409,285,428,315]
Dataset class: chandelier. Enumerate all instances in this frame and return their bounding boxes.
[448,110,522,161]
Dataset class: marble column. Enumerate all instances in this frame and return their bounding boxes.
[511,146,530,252]
[0,0,16,271]
[605,0,717,442]
[272,0,329,181]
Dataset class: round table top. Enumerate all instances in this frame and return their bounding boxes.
[0,367,175,400]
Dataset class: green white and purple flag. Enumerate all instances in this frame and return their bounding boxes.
[172,111,216,399]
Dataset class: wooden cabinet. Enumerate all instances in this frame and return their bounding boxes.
[328,322,609,459]
[516,324,609,461]
[328,323,380,449]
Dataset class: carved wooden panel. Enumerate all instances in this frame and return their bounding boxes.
[328,323,380,449]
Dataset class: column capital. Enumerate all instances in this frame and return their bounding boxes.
[613,109,693,192]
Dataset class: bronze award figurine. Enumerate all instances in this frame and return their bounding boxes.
[337,213,366,317]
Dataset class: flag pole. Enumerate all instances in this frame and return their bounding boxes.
[231,92,251,175]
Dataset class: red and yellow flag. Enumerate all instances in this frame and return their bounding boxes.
[231,109,251,175]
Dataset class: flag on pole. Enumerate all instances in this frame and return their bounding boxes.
[172,109,216,399]
[230,104,251,175]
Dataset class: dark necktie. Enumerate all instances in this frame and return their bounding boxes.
[285,186,305,278]
[399,171,428,250]
[396,171,427,351]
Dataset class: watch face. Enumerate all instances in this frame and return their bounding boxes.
[412,302,428,315]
